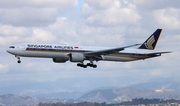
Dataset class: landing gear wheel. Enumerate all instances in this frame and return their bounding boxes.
[77,63,81,67]
[15,56,21,64]
[87,63,91,66]
[17,60,21,63]
[77,63,87,68]
[83,65,87,68]
[92,64,97,68]
[77,62,97,68]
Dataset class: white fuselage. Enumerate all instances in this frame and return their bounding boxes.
[7,43,158,62]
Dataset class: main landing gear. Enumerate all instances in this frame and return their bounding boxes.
[77,63,97,68]
[16,56,21,63]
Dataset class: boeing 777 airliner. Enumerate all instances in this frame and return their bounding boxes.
[7,29,171,68]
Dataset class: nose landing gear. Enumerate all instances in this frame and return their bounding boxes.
[16,56,21,63]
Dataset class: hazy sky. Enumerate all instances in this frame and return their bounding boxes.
[0,0,180,90]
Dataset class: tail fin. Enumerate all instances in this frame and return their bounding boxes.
[138,29,162,50]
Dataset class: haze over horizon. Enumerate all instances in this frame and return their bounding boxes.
[0,0,180,92]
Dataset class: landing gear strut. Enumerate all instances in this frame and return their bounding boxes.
[16,56,21,63]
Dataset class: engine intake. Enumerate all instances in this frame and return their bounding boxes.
[70,53,85,62]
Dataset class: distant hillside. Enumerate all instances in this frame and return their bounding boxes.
[78,87,180,103]
[78,80,180,103]
[0,94,39,105]
[0,78,180,104]
[0,94,76,105]
[79,89,118,102]
[129,81,180,92]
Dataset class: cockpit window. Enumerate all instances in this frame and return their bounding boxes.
[9,46,15,48]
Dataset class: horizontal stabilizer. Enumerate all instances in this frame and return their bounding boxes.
[147,51,172,55]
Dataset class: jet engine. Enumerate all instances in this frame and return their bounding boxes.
[52,57,69,63]
[69,53,85,62]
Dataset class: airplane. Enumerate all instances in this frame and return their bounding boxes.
[7,29,171,68]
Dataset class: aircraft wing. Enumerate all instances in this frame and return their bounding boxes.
[85,44,140,56]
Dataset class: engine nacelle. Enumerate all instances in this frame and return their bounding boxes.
[70,53,85,62]
[52,57,69,63]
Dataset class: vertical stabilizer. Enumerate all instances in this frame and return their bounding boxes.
[139,29,162,50]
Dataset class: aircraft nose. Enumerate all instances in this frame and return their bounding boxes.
[6,49,12,54]
[6,49,9,53]
[6,46,16,54]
